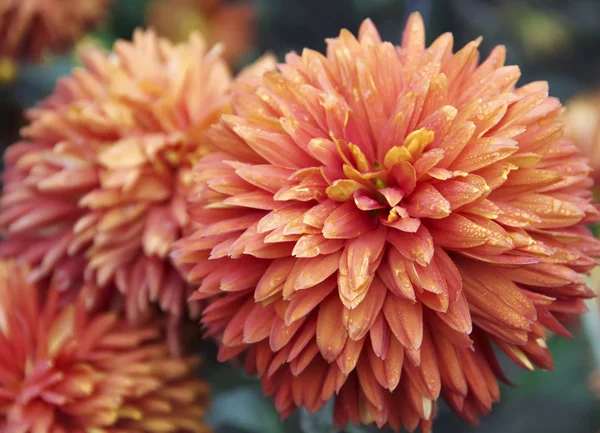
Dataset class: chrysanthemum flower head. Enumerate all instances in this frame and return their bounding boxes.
[0,29,274,321]
[0,0,110,61]
[564,91,600,185]
[0,260,210,432]
[174,13,600,432]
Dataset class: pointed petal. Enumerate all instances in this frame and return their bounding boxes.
[343,277,386,340]
[382,293,423,350]
[317,295,348,362]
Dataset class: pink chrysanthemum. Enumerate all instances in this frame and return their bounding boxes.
[0,260,210,433]
[0,30,272,321]
[173,14,600,432]
[0,0,110,61]
[564,91,600,186]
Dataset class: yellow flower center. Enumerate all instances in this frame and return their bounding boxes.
[325,127,435,216]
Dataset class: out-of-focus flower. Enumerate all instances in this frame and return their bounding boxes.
[564,92,600,186]
[0,0,110,61]
[173,13,600,432]
[0,30,273,322]
[146,0,255,65]
[509,4,572,58]
[0,57,17,84]
[72,34,110,63]
[587,265,600,412]
[0,259,210,433]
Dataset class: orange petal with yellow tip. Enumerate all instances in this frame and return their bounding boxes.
[520,335,553,370]
[326,179,365,202]
[406,128,435,157]
[384,145,413,169]
[402,374,432,420]
[492,339,535,372]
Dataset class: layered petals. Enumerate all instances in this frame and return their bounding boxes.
[174,13,600,432]
[0,260,210,433]
[0,0,110,61]
[0,30,275,322]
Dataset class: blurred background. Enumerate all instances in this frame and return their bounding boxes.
[1,0,600,432]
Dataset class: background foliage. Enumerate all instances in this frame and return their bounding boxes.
[1,0,600,432]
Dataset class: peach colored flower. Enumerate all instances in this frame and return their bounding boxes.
[0,260,210,433]
[146,0,255,65]
[0,0,110,61]
[0,29,272,322]
[173,14,600,432]
[564,91,600,186]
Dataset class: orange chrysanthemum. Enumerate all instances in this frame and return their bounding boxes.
[564,91,600,185]
[0,30,274,321]
[0,260,210,433]
[173,14,600,432]
[0,0,110,61]
[146,0,255,65]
